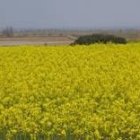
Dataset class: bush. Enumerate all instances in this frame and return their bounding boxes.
[73,34,127,45]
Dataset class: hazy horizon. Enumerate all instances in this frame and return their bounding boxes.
[0,0,140,30]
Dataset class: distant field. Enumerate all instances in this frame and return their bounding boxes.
[0,43,140,139]
[0,36,74,46]
[1,29,140,46]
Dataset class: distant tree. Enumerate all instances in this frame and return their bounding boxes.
[72,34,127,45]
[2,27,14,37]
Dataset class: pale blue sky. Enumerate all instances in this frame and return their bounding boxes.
[0,0,140,29]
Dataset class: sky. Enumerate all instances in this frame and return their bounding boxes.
[0,0,140,29]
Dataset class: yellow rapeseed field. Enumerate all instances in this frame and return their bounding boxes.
[0,43,140,139]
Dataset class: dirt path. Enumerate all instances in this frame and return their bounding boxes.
[0,36,74,46]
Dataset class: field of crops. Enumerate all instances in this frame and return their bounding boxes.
[0,43,140,140]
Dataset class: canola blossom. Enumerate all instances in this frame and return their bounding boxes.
[0,43,140,139]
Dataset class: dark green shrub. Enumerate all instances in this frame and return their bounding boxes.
[73,34,127,45]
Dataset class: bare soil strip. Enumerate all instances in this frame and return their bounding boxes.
[0,36,74,46]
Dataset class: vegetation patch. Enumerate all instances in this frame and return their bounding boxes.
[73,34,127,45]
[0,43,140,139]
